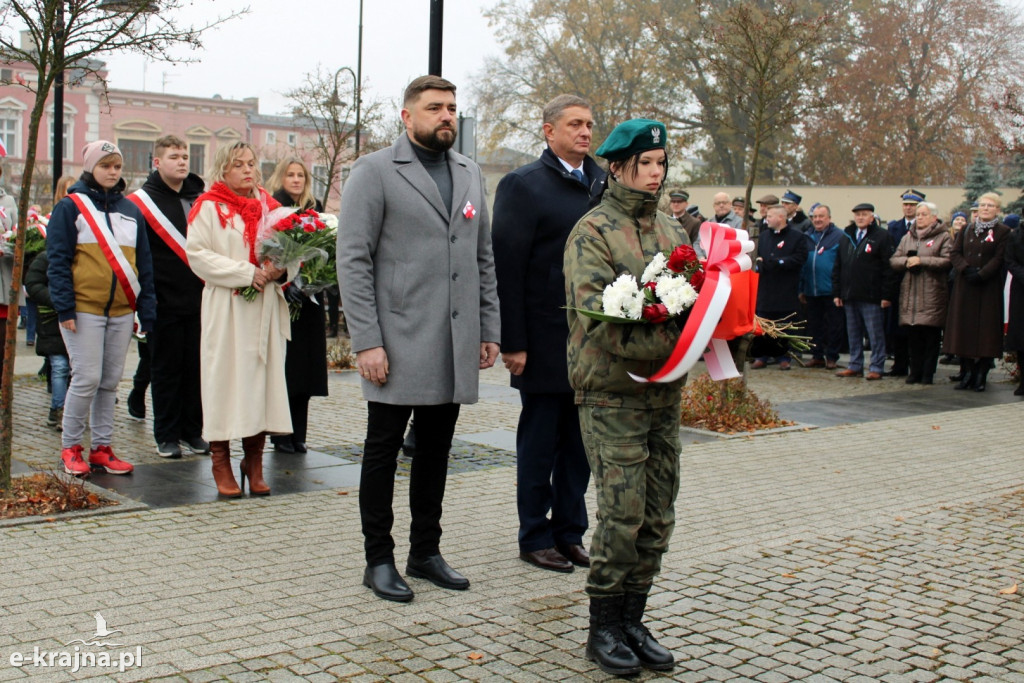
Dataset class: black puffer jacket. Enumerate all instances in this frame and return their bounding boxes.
[24,251,68,358]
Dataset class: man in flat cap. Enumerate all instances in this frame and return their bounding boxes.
[754,193,780,238]
[780,190,811,233]
[668,189,701,242]
[833,202,897,380]
[883,189,926,377]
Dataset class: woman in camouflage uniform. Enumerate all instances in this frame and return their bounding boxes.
[564,119,689,676]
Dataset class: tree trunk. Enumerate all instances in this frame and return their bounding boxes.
[1,96,47,493]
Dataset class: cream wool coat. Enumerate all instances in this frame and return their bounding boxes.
[186,201,292,441]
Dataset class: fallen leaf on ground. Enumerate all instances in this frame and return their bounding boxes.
[999,583,1018,595]
[781,573,796,578]
[468,652,483,660]
[932,425,941,430]
[337,491,349,495]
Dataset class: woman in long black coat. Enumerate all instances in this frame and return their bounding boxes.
[942,193,1011,391]
[266,157,329,452]
[1003,215,1024,396]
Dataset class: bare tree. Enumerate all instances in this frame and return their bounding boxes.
[691,0,835,218]
[284,66,388,209]
[0,0,246,492]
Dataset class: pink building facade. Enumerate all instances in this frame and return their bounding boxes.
[0,58,342,211]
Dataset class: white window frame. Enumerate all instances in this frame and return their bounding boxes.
[311,164,329,201]
[0,98,24,158]
[265,130,277,145]
[287,132,297,146]
[45,103,75,162]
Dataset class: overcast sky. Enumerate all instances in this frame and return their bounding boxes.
[100,0,499,115]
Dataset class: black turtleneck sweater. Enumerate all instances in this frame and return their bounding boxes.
[411,141,453,217]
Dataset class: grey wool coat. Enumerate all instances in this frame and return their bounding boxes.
[337,133,500,405]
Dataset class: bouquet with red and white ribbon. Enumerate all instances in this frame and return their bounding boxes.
[631,222,756,384]
[575,244,705,325]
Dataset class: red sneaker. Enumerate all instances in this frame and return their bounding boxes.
[88,445,134,475]
[60,445,90,476]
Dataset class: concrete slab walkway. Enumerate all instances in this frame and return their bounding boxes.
[3,327,1023,681]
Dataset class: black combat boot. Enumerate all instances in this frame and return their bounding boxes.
[585,595,641,676]
[621,593,675,670]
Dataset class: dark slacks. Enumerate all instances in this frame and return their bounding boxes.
[149,312,202,444]
[360,401,461,566]
[885,306,909,372]
[906,325,942,382]
[288,393,310,444]
[805,295,844,361]
[516,392,590,553]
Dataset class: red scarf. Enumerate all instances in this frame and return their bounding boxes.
[188,182,281,265]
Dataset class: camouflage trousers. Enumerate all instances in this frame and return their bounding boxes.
[578,403,681,596]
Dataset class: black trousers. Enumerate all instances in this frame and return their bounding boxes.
[360,401,460,566]
[149,312,202,444]
[805,296,845,361]
[516,392,589,552]
[906,325,942,381]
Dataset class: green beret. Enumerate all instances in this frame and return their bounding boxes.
[596,119,667,161]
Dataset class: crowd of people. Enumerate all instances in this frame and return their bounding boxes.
[734,188,1022,393]
[4,74,1024,677]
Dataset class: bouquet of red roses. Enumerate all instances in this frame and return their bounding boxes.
[236,207,335,319]
[573,244,705,324]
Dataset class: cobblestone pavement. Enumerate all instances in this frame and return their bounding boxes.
[3,329,1024,681]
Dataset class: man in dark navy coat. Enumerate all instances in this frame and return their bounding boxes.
[492,95,606,573]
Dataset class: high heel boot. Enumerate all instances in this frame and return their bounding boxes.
[973,359,991,392]
[240,434,271,495]
[210,440,241,498]
[954,359,976,390]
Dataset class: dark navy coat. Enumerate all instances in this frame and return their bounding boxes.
[755,225,808,313]
[832,221,897,304]
[492,147,606,393]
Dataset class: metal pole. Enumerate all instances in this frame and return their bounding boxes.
[428,0,443,76]
[53,2,65,193]
[355,0,363,158]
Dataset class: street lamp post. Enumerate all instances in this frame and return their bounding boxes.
[331,66,361,159]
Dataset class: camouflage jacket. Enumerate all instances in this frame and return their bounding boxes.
[564,178,691,409]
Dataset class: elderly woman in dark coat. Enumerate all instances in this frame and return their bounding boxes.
[942,192,1011,391]
[1004,215,1024,396]
[890,201,952,384]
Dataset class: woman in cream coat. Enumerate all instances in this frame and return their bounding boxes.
[186,141,291,497]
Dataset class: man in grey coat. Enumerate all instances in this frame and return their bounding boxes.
[337,75,501,603]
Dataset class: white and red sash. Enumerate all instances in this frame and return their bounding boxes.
[630,222,755,384]
[68,193,141,309]
[128,189,188,265]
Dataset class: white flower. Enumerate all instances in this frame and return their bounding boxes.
[641,251,668,284]
[655,274,698,315]
[602,273,643,319]
[320,213,339,230]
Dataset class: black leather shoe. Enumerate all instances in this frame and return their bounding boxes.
[557,544,590,567]
[272,437,296,454]
[520,548,574,573]
[406,554,470,590]
[363,564,413,602]
[293,441,308,453]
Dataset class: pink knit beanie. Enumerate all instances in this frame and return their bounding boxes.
[81,140,122,174]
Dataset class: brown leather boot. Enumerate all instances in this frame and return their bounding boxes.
[240,434,270,495]
[210,440,241,498]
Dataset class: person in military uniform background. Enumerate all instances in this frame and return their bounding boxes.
[564,119,687,676]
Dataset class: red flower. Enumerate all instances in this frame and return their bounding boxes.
[690,268,705,292]
[667,244,698,273]
[641,303,670,323]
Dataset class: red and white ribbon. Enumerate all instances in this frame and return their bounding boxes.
[630,222,754,383]
[68,193,141,309]
[128,190,188,265]
[1005,273,1012,335]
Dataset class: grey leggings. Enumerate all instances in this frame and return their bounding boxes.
[59,312,134,449]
